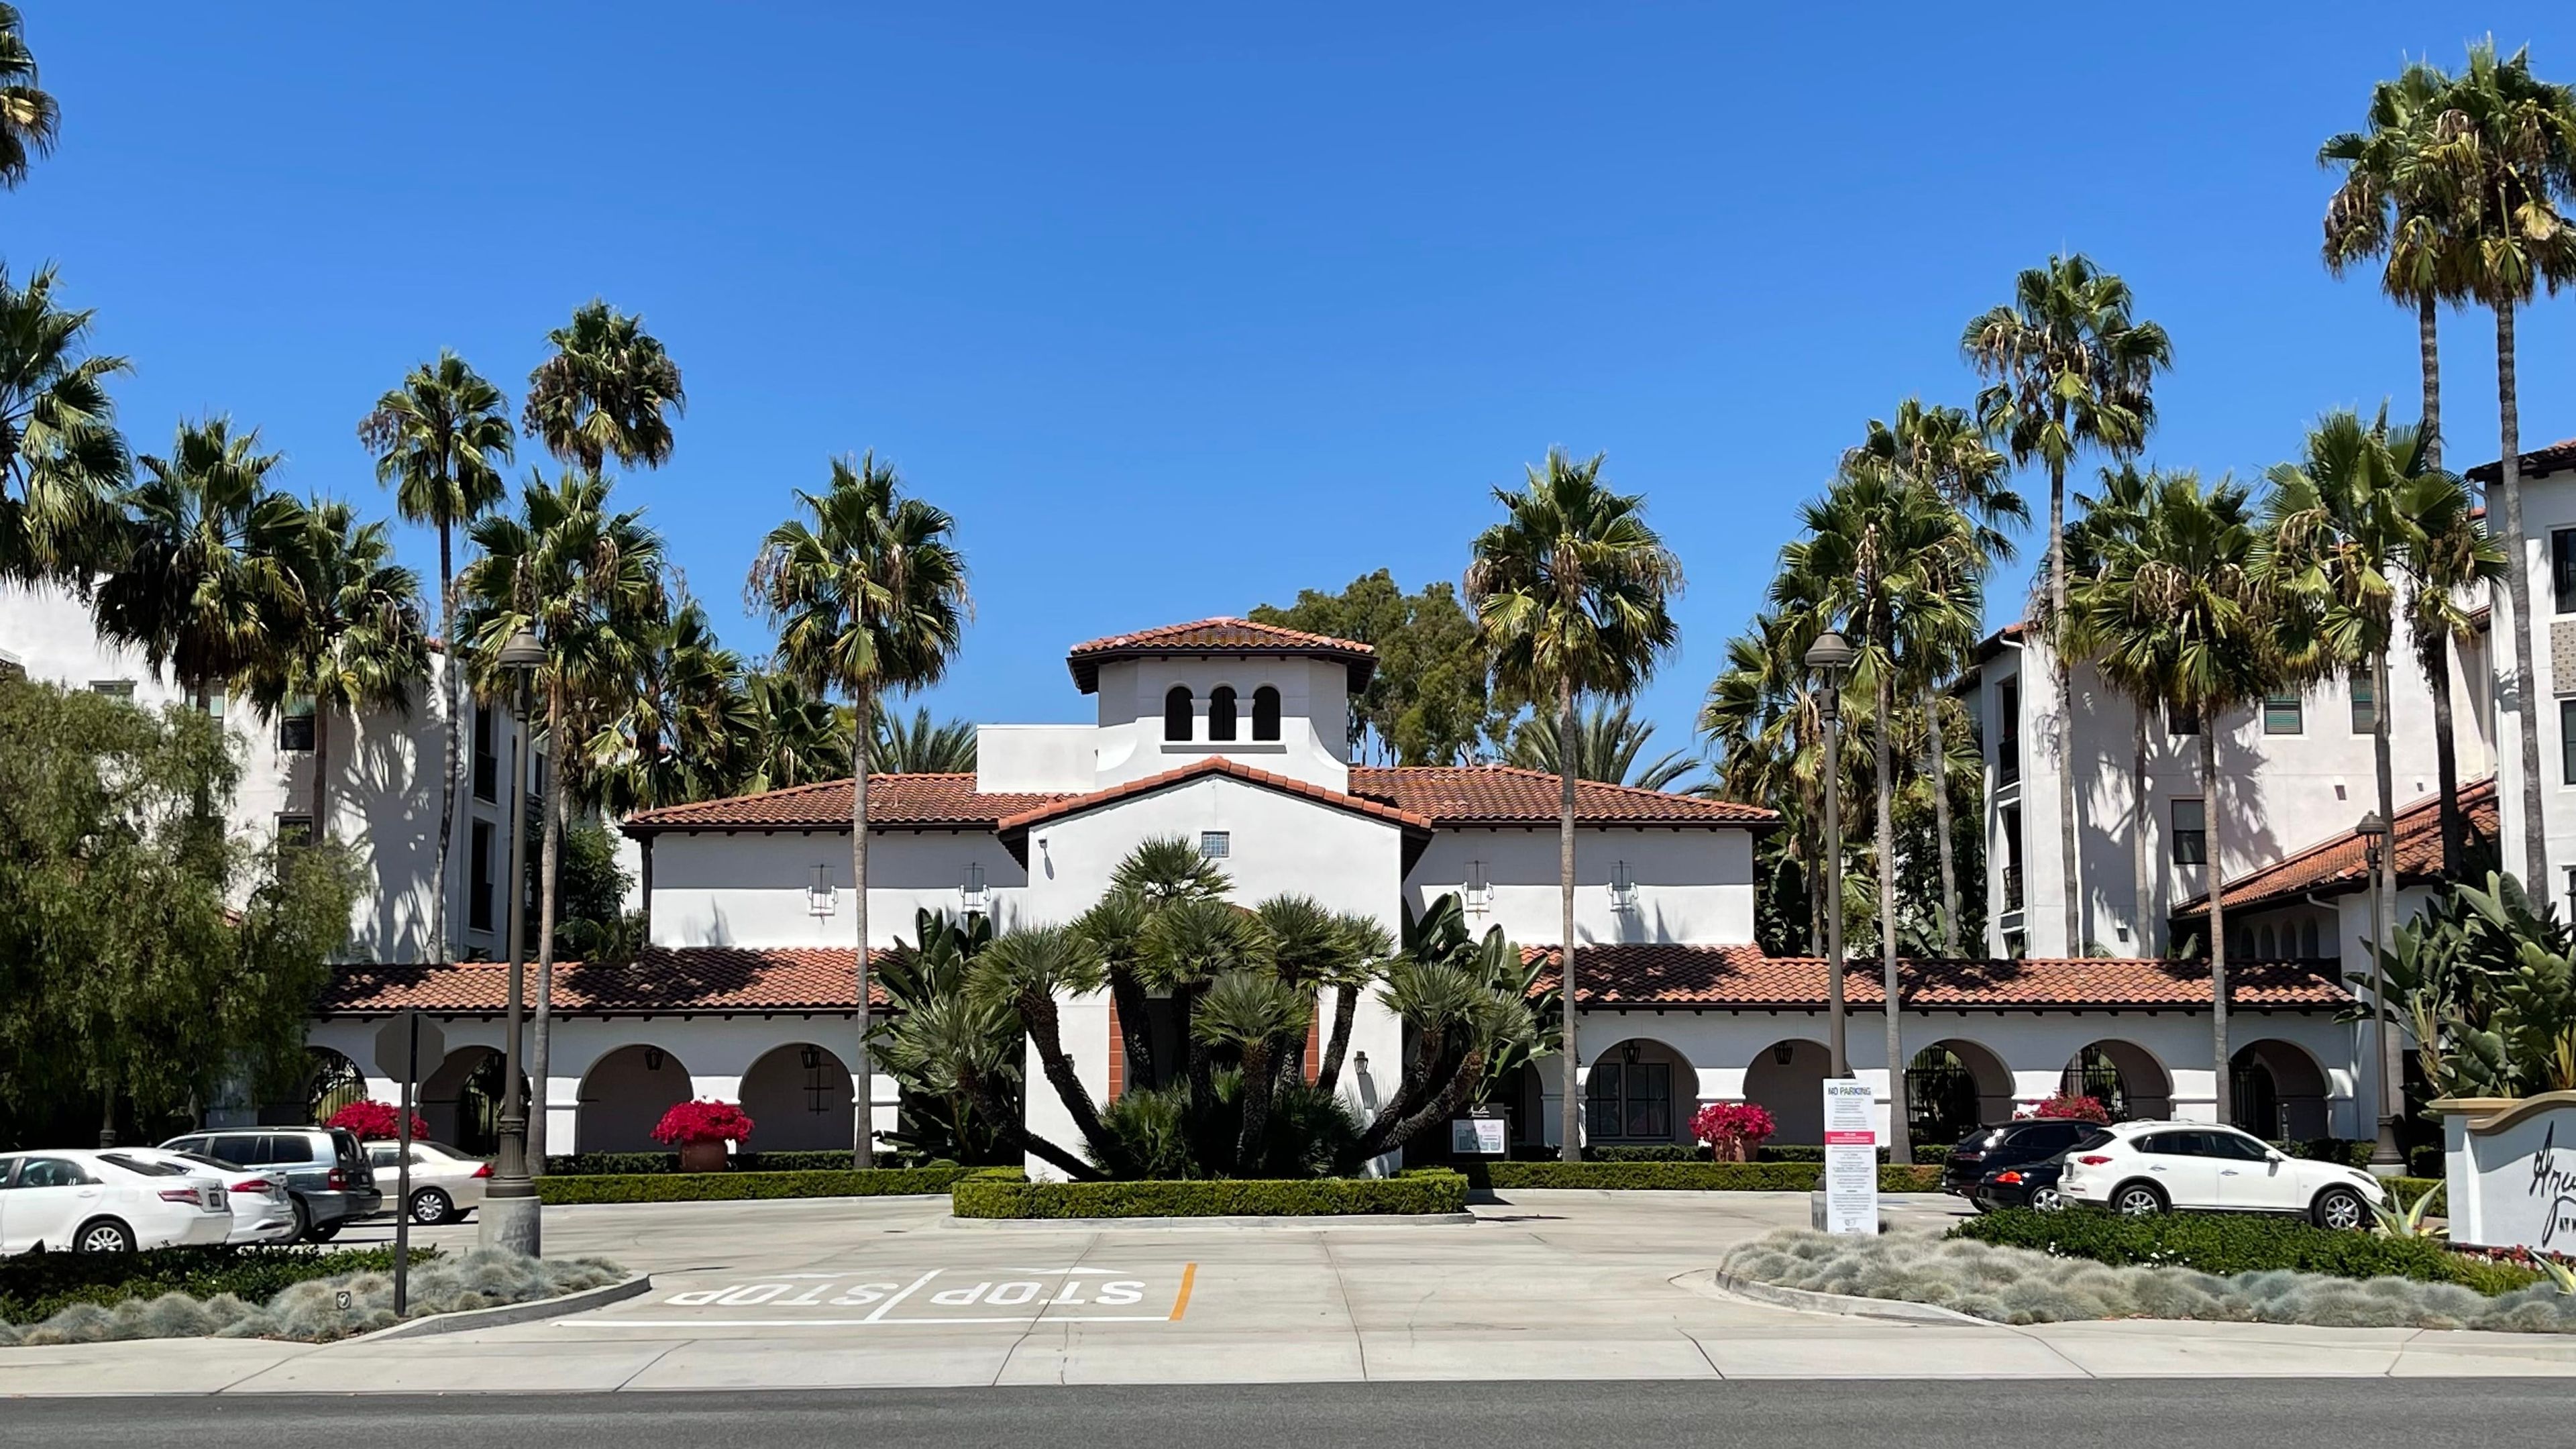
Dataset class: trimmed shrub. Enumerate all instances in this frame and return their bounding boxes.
[535,1167,986,1204]
[1,1245,441,1325]
[1483,1161,1943,1192]
[2410,1144,2445,1179]
[543,1150,869,1176]
[1759,1143,1952,1165]
[2273,1138,2376,1170]
[1952,1207,2526,1292]
[1507,1142,1953,1166]
[952,1171,1468,1220]
[0,1248,621,1346]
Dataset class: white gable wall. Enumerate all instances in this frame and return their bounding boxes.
[1403,827,1757,946]
[645,827,1029,949]
[1089,656,1350,792]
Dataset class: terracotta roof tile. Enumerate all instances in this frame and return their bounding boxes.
[2176,775,2496,916]
[1065,617,1376,692]
[315,947,888,1016]
[2466,438,2576,484]
[1350,765,1776,827]
[1523,945,2346,1008]
[996,757,1432,834]
[625,774,1071,831]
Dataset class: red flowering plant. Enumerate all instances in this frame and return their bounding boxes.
[2019,1091,2112,1124]
[325,1099,430,1141]
[652,1099,755,1147]
[1691,1101,1776,1161]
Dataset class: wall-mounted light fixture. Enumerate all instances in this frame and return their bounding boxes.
[800,1045,821,1072]
[1353,1051,1369,1076]
[808,864,836,917]
[1464,859,1493,916]
[960,861,989,916]
[1621,1040,1641,1066]
[1609,861,1638,912]
[1773,1042,1795,1066]
[643,1047,665,1071]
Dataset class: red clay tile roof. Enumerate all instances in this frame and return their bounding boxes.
[1065,617,1377,692]
[1523,945,2346,1008]
[314,947,891,1016]
[2176,775,2497,917]
[624,774,1072,832]
[2466,438,2576,484]
[1350,765,1776,828]
[995,757,1433,835]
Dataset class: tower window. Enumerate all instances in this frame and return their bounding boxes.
[1163,686,1193,742]
[1252,686,1281,741]
[1209,686,1239,742]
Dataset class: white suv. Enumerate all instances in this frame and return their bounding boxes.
[2055,1122,2386,1229]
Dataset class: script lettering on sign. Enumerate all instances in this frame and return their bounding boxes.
[2528,1122,2576,1250]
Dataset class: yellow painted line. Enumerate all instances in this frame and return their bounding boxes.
[1168,1262,1197,1321]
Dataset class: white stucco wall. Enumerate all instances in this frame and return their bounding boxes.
[1088,655,1351,792]
[1404,827,1757,946]
[2489,466,2576,914]
[645,827,1029,950]
[975,723,1096,792]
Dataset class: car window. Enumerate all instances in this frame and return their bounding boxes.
[2068,1128,2114,1152]
[174,1151,237,1172]
[368,1144,400,1169]
[271,1134,324,1166]
[2206,1131,2273,1162]
[209,1134,266,1166]
[17,1157,92,1188]
[0,1157,18,1187]
[331,1131,368,1168]
[98,1152,187,1177]
[2135,1132,2189,1155]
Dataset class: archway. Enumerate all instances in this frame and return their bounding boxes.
[2230,1039,2330,1140]
[1743,1039,1830,1145]
[737,1042,856,1152]
[1582,1036,1693,1144]
[419,1046,521,1155]
[576,1044,694,1154]
[305,1047,366,1124]
[1905,1039,2014,1148]
[2059,1039,2172,1120]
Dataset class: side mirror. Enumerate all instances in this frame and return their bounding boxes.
[2265,1150,2288,1164]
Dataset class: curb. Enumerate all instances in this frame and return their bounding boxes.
[349,1273,653,1342]
[942,1212,1478,1232]
[1678,1268,1990,1326]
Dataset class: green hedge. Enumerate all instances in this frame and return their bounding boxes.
[1505,1143,1953,1165]
[1481,1161,1945,1193]
[543,1150,881,1176]
[1951,1208,2533,1294]
[2388,1177,2446,1212]
[1,1245,440,1324]
[535,1167,987,1204]
[951,1171,1468,1220]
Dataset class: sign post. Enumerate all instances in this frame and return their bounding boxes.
[1819,1079,1879,1235]
[373,1012,443,1316]
[1449,1105,1510,1192]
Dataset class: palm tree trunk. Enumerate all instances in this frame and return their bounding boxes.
[1350,1049,1488,1167]
[2496,300,2550,894]
[432,525,456,963]
[2372,643,2398,928]
[2424,627,2466,879]
[2418,292,2441,472]
[1022,989,1117,1166]
[1556,674,1580,1165]
[1108,968,1157,1091]
[310,703,330,845]
[1874,648,1909,1164]
[2132,710,2151,957]
[1316,981,1360,1088]
[851,679,875,1169]
[528,690,564,1171]
[960,1060,1100,1181]
[2049,447,2083,955]
[2204,728,2231,1127]
[1924,682,1958,955]
[1236,1039,1277,1171]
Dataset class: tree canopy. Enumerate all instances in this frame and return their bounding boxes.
[1250,568,1506,765]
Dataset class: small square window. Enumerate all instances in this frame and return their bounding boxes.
[2263,692,2304,736]
[1199,831,1230,860]
[2561,700,2576,785]
[278,695,316,752]
[2171,799,2207,865]
[2555,529,2576,614]
[2349,672,2377,735]
[2166,702,2200,737]
[276,814,313,849]
[90,679,135,700]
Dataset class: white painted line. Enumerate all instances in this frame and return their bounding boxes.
[863,1268,941,1322]
[561,1316,1173,1327]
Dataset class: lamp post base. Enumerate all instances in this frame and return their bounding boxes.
[478,1190,543,1256]
[2368,1117,2407,1179]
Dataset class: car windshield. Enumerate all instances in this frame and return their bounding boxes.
[98,1152,189,1177]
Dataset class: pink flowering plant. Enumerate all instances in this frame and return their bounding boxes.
[2020,1091,2111,1124]
[652,1099,755,1146]
[1691,1101,1776,1160]
[325,1099,429,1141]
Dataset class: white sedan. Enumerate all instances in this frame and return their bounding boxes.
[121,1148,299,1244]
[0,1150,233,1253]
[363,1140,490,1226]
[2055,1122,2387,1228]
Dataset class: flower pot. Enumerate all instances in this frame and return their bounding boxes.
[1720,1139,1752,1163]
[678,1139,729,1173]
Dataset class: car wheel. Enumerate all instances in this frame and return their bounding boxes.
[2313,1185,2369,1232]
[1966,1193,1994,1214]
[409,1188,453,1226]
[2112,1183,2167,1216]
[303,1218,343,1242]
[75,1218,136,1253]
[2031,1185,2066,1214]
[288,1198,313,1243]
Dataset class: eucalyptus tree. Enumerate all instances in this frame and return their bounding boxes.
[358,352,512,959]
[522,301,684,475]
[1963,257,2171,953]
[2074,472,2275,1123]
[0,4,57,191]
[750,451,970,1166]
[2322,60,2466,471]
[0,264,130,586]
[1505,698,1701,791]
[1466,447,1680,1162]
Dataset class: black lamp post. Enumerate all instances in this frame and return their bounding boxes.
[2356,809,2404,1175]
[480,627,545,1254]
[1805,628,1857,1079]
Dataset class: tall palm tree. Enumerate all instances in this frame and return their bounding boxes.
[736,669,853,793]
[1703,610,1835,954]
[0,5,58,191]
[93,419,306,708]
[2426,42,2576,889]
[1505,698,1701,791]
[523,301,685,475]
[358,352,513,960]
[1963,256,2172,955]
[248,500,428,839]
[1465,447,1681,1163]
[751,451,970,1168]
[871,704,979,773]
[2322,60,2466,472]
[2074,472,2275,1124]
[0,264,130,586]
[2059,464,2164,955]
[2400,463,2506,877]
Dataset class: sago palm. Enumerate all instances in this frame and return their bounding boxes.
[1466,447,1680,1162]
[968,924,1116,1169]
[0,4,57,191]
[0,263,130,586]
[1189,969,1311,1169]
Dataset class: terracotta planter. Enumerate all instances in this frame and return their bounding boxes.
[1719,1139,1753,1163]
[678,1139,729,1173]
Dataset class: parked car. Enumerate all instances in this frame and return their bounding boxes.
[2054,1122,2385,1228]
[158,1128,382,1242]
[119,1148,299,1244]
[1941,1120,2101,1204]
[362,1140,490,1226]
[0,1150,233,1253]
[1970,1159,2065,1212]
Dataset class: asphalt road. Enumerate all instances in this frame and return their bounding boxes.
[20,1380,2573,1447]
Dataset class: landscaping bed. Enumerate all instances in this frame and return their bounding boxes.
[951,1169,1469,1219]
[544,1150,885,1175]
[537,1166,996,1204]
[1,1244,439,1325]
[1951,1206,2518,1291]
[1484,1161,1944,1193]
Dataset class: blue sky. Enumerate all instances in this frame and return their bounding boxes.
[18,3,2576,752]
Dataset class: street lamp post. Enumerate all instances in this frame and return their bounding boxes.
[2356,810,2404,1176]
[1805,629,1857,1079]
[480,627,546,1255]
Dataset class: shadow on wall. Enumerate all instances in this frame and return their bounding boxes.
[576,1044,693,1152]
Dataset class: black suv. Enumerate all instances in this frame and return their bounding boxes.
[1941,1120,2098,1201]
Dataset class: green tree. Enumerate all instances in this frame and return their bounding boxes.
[547,816,642,966]
[2057,464,2165,955]
[0,4,57,191]
[0,264,129,586]
[871,704,978,773]
[967,923,1118,1176]
[735,669,852,793]
[1466,447,1680,1163]
[1505,699,1700,790]
[358,351,513,960]
[2322,60,2467,474]
[1963,256,2171,955]
[751,451,971,1167]
[521,301,685,474]
[1251,570,1504,763]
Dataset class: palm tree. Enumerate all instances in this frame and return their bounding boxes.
[93,419,306,708]
[2074,472,2275,1124]
[1465,447,1681,1163]
[358,352,513,960]
[736,669,852,793]
[2399,464,2506,877]
[0,264,131,586]
[751,451,971,1167]
[1963,256,2172,954]
[872,704,979,773]
[1505,699,1701,791]
[2426,41,2576,889]
[523,301,685,474]
[967,923,1119,1170]
[595,591,755,815]
[1703,611,1834,953]
[1190,969,1311,1168]
[0,5,58,191]
[2322,60,2466,472]
[248,500,428,839]
[2059,463,2163,955]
